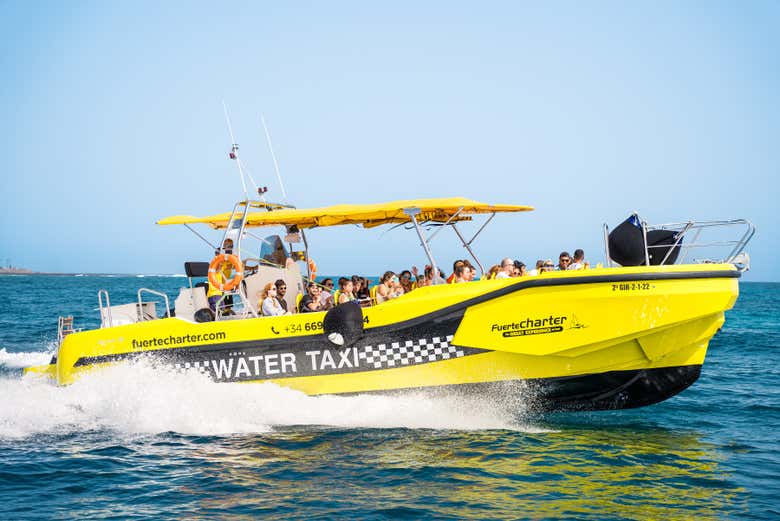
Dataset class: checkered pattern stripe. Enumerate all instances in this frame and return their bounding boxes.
[174,360,210,373]
[360,335,463,369]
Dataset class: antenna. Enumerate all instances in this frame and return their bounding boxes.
[261,114,287,202]
[222,100,254,200]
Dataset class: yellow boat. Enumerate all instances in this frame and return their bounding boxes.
[24,197,754,411]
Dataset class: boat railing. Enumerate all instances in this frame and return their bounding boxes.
[603,216,755,270]
[213,290,257,321]
[57,315,80,344]
[98,289,113,328]
[137,288,171,321]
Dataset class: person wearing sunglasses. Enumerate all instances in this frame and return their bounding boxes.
[557,252,572,271]
[399,270,415,293]
[274,279,289,313]
[299,282,323,313]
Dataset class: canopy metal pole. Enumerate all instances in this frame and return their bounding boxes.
[184,224,218,250]
[301,229,312,279]
[427,207,463,243]
[466,212,496,245]
[451,223,485,276]
[406,209,441,285]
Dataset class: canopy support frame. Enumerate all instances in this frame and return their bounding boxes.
[184,224,218,251]
[451,223,485,276]
[220,200,252,257]
[406,208,442,285]
[427,207,464,243]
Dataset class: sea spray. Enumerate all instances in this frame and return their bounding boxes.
[0,347,54,369]
[0,356,544,439]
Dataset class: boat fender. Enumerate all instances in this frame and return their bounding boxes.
[323,301,364,347]
[208,254,244,291]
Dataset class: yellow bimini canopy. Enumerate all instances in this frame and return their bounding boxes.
[156,197,534,230]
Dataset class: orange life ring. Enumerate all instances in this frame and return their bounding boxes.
[208,254,244,291]
[308,258,317,280]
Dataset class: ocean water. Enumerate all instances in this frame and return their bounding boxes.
[0,275,778,520]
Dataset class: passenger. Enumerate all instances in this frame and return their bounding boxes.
[426,265,446,285]
[486,264,501,280]
[299,282,323,313]
[541,259,555,273]
[446,260,465,284]
[260,282,290,316]
[320,278,335,309]
[568,249,589,270]
[337,277,355,304]
[495,258,514,279]
[358,277,371,300]
[399,270,414,293]
[411,266,421,287]
[417,265,433,287]
[513,260,526,277]
[526,259,544,276]
[454,264,472,283]
[377,271,403,303]
[351,275,363,299]
[557,251,572,271]
[274,279,289,313]
[357,276,372,306]
[462,260,477,281]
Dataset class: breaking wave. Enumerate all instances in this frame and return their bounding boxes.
[0,348,53,368]
[0,355,542,439]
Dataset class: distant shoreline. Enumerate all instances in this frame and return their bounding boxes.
[0,271,184,277]
[0,268,34,275]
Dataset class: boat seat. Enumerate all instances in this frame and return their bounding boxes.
[184,262,210,278]
[296,292,304,312]
[174,286,209,322]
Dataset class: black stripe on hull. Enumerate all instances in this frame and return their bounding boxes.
[527,364,702,411]
[342,365,703,412]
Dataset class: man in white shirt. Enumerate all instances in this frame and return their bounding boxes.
[568,249,589,270]
[495,258,514,279]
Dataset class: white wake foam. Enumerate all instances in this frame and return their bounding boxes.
[0,348,53,368]
[0,359,542,439]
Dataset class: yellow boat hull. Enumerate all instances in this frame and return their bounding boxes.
[25,264,739,411]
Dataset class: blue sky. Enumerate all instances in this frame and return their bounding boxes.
[1,1,778,280]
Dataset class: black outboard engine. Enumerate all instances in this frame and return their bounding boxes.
[608,214,683,266]
[323,301,364,347]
